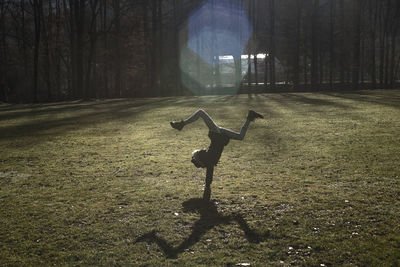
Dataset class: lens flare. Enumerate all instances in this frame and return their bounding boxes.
[180,0,252,95]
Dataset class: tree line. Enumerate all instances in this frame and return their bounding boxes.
[0,0,399,103]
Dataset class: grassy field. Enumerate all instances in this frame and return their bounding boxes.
[1,90,399,266]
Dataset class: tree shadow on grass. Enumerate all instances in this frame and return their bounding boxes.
[278,93,355,110]
[322,90,400,110]
[0,95,246,143]
[0,98,170,140]
[0,96,219,144]
[135,198,269,259]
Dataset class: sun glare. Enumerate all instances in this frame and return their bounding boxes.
[180,0,252,95]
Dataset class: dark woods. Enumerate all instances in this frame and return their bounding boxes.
[0,0,399,103]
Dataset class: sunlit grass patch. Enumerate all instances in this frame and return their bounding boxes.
[1,90,399,265]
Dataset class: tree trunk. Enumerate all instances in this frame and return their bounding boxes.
[253,0,258,87]
[67,0,77,98]
[264,55,268,91]
[157,0,163,95]
[55,0,61,98]
[293,0,301,89]
[113,0,121,97]
[142,1,151,96]
[394,54,400,85]
[85,0,99,99]
[352,0,361,90]
[21,0,28,77]
[269,0,276,91]
[211,0,218,90]
[238,0,243,92]
[247,0,252,91]
[0,1,7,102]
[33,0,42,102]
[303,6,308,89]
[77,0,85,98]
[151,0,158,95]
[379,1,390,87]
[384,27,390,86]
[41,0,52,100]
[339,0,345,88]
[329,0,335,90]
[389,2,400,87]
[369,0,378,89]
[360,34,365,86]
[196,22,201,93]
[247,53,251,88]
[311,0,319,91]
[254,55,258,86]
[319,50,324,87]
[172,0,181,95]
[101,0,109,97]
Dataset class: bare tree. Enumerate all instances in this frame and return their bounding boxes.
[269,0,275,91]
[352,0,361,90]
[113,0,121,97]
[33,0,42,102]
[339,0,346,88]
[329,0,335,90]
[85,0,99,99]
[389,1,400,87]
[41,0,53,100]
[0,0,8,101]
[310,0,319,91]
[293,0,301,89]
[368,0,378,88]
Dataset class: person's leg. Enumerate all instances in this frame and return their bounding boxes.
[171,109,220,132]
[218,109,263,140]
[219,120,250,140]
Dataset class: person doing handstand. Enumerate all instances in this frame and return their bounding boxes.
[170,109,263,200]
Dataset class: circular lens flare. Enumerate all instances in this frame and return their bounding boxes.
[180,0,253,95]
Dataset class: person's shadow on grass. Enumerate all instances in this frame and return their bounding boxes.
[135,198,269,258]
